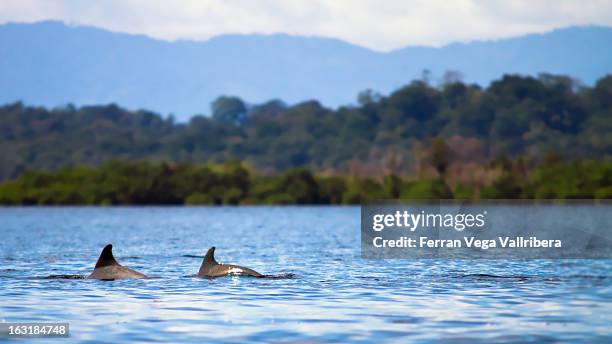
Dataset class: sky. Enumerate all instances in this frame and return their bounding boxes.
[1,0,611,51]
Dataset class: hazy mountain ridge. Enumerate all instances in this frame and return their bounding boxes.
[1,21,611,120]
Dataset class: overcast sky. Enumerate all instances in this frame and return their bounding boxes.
[1,0,611,51]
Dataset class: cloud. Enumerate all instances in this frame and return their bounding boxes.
[0,0,611,51]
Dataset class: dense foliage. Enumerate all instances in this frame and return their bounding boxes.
[0,158,609,205]
[1,73,610,181]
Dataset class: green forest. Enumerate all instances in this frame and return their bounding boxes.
[1,74,610,178]
[0,73,610,204]
[0,155,610,205]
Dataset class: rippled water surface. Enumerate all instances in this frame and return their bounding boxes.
[1,207,611,343]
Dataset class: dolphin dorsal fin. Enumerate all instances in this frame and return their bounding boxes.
[203,246,218,265]
[94,244,120,268]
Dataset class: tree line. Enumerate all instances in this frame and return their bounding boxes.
[0,158,609,205]
[0,73,610,181]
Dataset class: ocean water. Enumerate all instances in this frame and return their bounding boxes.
[0,207,611,343]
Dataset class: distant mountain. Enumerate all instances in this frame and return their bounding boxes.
[1,21,611,120]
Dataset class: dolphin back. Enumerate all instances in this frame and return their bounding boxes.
[198,247,263,277]
[88,244,147,280]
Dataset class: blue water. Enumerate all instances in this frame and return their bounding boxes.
[0,207,611,343]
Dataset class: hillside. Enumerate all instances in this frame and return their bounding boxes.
[1,74,610,180]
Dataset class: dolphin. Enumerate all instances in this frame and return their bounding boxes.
[197,247,263,278]
[87,244,147,280]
